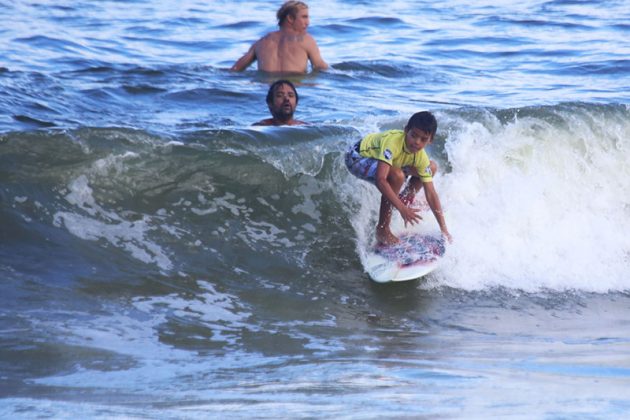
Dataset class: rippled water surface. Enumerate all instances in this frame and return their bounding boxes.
[1,1,630,418]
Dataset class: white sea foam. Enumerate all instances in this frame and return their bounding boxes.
[438,108,630,292]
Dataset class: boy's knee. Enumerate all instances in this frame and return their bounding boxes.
[387,167,405,186]
[430,160,438,176]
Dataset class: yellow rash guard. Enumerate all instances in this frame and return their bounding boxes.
[358,130,433,182]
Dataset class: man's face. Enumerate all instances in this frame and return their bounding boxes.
[288,7,310,32]
[269,83,297,119]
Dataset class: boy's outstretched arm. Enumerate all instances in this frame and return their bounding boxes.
[423,181,452,242]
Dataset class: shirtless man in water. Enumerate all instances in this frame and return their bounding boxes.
[253,80,306,126]
[231,1,328,73]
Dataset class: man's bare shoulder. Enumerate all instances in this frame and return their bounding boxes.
[252,118,274,126]
[280,32,313,45]
[304,33,323,50]
[258,31,282,44]
[302,32,317,42]
[252,119,307,127]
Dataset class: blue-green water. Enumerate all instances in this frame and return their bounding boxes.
[1,1,630,418]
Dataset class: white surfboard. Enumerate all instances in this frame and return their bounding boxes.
[364,232,445,283]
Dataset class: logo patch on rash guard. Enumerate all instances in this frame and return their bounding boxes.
[424,166,433,176]
[383,149,392,160]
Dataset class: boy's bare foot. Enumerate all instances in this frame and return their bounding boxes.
[376,227,399,246]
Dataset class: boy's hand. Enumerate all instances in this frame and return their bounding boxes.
[399,205,422,227]
[442,230,453,244]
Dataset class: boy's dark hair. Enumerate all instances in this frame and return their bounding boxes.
[405,111,438,136]
[266,80,299,104]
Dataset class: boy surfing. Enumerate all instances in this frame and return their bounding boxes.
[345,111,452,245]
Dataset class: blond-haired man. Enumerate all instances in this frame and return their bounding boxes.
[231,1,328,73]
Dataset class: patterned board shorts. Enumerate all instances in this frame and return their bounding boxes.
[345,141,379,184]
[345,141,415,184]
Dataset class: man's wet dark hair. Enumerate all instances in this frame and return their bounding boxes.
[266,80,299,104]
[405,111,438,136]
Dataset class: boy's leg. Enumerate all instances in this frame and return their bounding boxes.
[430,160,438,176]
[376,166,405,245]
[399,160,438,205]
[400,177,422,205]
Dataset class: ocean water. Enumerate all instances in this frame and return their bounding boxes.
[1,0,630,418]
